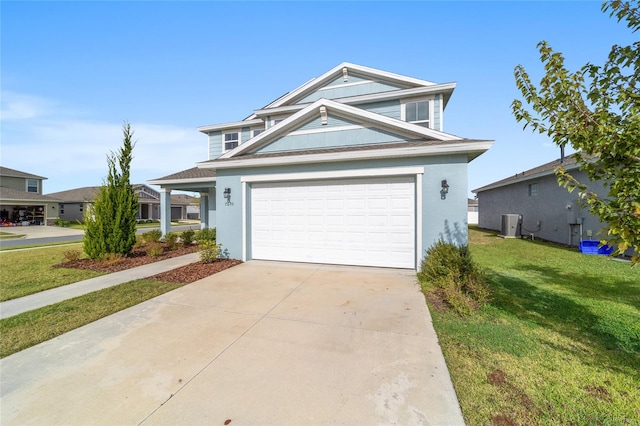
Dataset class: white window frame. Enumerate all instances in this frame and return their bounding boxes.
[252,128,264,138]
[401,98,432,127]
[26,179,38,193]
[223,131,240,152]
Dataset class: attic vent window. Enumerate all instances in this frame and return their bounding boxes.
[342,67,348,81]
[320,106,328,125]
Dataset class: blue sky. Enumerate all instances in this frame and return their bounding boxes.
[1,1,634,196]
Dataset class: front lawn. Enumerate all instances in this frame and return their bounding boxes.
[0,244,104,301]
[429,228,640,425]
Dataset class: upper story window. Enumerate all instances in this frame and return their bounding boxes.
[402,100,430,127]
[528,183,538,197]
[224,132,239,151]
[27,179,38,193]
[252,129,264,138]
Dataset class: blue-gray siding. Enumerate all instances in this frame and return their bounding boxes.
[297,80,405,104]
[215,154,470,266]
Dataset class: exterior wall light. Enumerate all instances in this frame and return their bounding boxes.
[224,187,231,202]
[441,179,449,200]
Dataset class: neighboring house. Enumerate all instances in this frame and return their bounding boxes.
[467,198,479,225]
[47,185,197,222]
[473,153,609,247]
[0,166,61,226]
[149,62,493,269]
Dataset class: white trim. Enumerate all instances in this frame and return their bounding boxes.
[198,118,263,133]
[317,79,373,91]
[241,166,424,183]
[263,62,437,109]
[251,84,456,119]
[242,181,247,261]
[219,98,461,159]
[204,141,493,170]
[288,124,363,137]
[223,131,241,153]
[401,98,433,127]
[415,174,423,271]
[147,177,216,185]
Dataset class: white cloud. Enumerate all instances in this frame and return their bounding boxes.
[0,91,57,120]
[0,93,206,193]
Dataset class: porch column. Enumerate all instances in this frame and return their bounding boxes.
[200,192,209,229]
[160,188,172,236]
[148,203,153,220]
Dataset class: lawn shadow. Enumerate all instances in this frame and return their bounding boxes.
[487,270,640,375]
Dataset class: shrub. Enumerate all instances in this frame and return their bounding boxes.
[53,218,72,227]
[195,227,216,243]
[165,232,178,250]
[146,242,164,257]
[62,249,81,262]
[199,240,223,263]
[100,253,125,266]
[181,229,195,246]
[419,240,489,316]
[142,229,162,243]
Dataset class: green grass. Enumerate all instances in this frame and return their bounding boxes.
[0,244,103,301]
[0,278,188,358]
[0,231,25,239]
[429,228,640,425]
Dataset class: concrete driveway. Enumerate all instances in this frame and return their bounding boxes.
[0,261,464,425]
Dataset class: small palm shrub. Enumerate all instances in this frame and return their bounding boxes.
[195,227,216,243]
[181,229,195,246]
[418,240,490,316]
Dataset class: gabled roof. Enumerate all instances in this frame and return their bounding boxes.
[0,187,61,203]
[47,186,101,202]
[219,98,462,160]
[0,166,47,181]
[47,184,162,203]
[473,153,583,193]
[263,62,437,110]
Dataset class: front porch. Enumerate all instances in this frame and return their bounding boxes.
[147,167,217,236]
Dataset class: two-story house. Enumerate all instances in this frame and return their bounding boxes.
[0,166,61,226]
[149,63,493,269]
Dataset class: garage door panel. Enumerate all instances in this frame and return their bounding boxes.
[251,176,415,268]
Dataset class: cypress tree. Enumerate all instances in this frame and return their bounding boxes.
[84,122,139,259]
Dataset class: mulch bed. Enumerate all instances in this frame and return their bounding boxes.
[55,243,242,284]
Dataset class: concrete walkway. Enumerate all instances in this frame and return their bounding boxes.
[0,253,200,319]
[1,261,464,425]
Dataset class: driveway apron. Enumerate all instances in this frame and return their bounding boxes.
[0,261,464,426]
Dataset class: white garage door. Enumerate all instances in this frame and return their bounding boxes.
[251,176,415,268]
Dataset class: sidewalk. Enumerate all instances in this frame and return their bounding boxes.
[0,253,200,319]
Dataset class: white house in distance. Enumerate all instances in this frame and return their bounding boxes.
[149,62,493,269]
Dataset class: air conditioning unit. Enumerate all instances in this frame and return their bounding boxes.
[500,214,521,238]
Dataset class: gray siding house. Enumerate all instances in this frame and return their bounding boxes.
[0,166,61,226]
[47,185,197,222]
[150,62,493,269]
[473,154,609,247]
